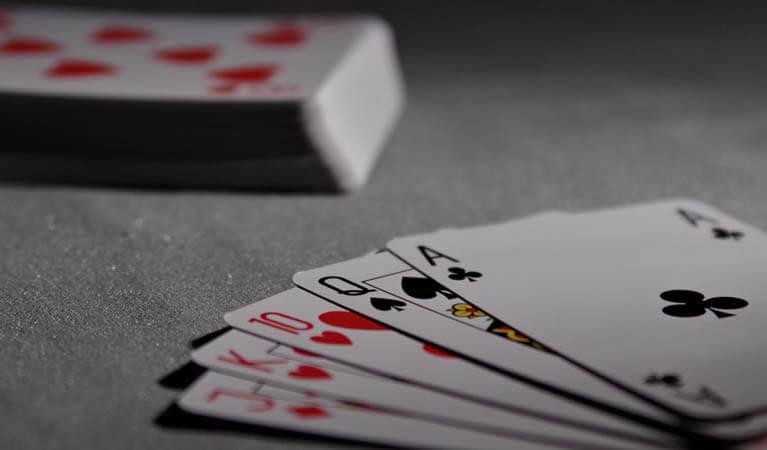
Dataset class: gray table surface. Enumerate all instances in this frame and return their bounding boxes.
[3,2,767,449]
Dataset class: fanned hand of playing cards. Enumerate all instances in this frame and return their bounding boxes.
[172,199,767,449]
[0,7,404,191]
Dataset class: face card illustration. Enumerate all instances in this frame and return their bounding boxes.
[191,329,670,449]
[0,7,369,100]
[361,268,549,352]
[387,199,767,422]
[179,371,581,450]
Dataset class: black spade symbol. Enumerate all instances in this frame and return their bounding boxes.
[401,276,458,300]
[370,297,407,312]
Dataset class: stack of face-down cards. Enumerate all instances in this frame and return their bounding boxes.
[177,199,767,449]
[0,7,404,191]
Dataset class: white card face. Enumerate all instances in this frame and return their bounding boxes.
[388,199,767,421]
[223,288,684,446]
[179,371,579,450]
[0,7,370,100]
[191,330,670,449]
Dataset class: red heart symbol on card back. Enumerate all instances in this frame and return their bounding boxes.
[210,64,278,83]
[45,60,116,78]
[249,26,307,46]
[309,331,351,345]
[92,25,153,44]
[288,365,332,380]
[154,45,216,64]
[0,37,59,55]
[288,405,330,419]
[318,311,388,331]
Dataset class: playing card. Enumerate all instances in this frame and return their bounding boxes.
[192,329,674,449]
[387,199,767,423]
[223,288,705,445]
[179,371,610,450]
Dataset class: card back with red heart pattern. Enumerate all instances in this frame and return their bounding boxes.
[0,7,368,101]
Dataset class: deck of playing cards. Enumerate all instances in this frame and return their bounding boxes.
[170,199,767,449]
[0,7,405,191]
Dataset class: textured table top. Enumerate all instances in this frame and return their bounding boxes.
[3,2,767,449]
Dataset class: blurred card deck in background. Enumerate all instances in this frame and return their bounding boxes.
[0,7,405,191]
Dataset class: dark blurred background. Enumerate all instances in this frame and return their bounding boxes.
[4,2,767,450]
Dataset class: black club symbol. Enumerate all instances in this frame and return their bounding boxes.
[645,373,683,389]
[448,267,483,282]
[712,227,744,240]
[660,290,748,319]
